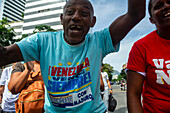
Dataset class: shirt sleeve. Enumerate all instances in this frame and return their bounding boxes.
[127,41,146,74]
[16,33,40,62]
[0,68,8,85]
[93,28,120,58]
[105,72,109,80]
[11,62,25,74]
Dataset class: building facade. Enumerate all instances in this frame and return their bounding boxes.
[23,0,66,35]
[1,0,66,39]
[0,0,26,22]
[9,21,24,39]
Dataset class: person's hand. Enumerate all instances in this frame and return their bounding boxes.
[26,61,34,72]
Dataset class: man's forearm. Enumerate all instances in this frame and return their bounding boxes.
[128,0,146,20]
[0,44,23,66]
[0,45,8,66]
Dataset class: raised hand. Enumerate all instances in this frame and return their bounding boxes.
[26,61,34,72]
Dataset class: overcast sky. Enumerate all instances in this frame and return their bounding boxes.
[91,0,155,72]
[0,0,1,9]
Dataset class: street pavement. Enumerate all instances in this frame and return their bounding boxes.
[109,85,128,113]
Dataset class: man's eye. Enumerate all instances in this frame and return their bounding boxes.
[167,0,170,4]
[154,3,163,10]
[81,11,89,17]
[66,10,74,15]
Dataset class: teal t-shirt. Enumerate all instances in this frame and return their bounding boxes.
[17,28,120,113]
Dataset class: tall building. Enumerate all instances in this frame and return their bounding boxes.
[10,21,24,39]
[23,0,66,35]
[0,0,26,22]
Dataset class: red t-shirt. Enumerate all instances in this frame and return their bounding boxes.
[127,30,170,113]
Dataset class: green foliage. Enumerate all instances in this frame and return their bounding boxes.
[21,13,24,18]
[102,63,114,81]
[120,69,127,80]
[15,37,24,42]
[112,79,117,83]
[20,25,58,39]
[21,34,28,39]
[0,18,17,46]
[117,74,123,81]
[33,25,58,34]
[0,19,59,46]
[116,68,127,84]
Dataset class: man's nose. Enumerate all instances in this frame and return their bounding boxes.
[71,11,81,21]
[161,3,170,13]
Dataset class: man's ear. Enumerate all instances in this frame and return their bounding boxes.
[149,17,155,24]
[90,16,96,27]
[60,14,63,25]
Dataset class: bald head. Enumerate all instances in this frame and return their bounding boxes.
[64,0,94,16]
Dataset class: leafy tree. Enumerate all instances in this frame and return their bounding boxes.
[112,78,117,83]
[20,25,58,40]
[21,34,28,39]
[21,13,24,19]
[117,74,123,81]
[116,68,127,84]
[0,18,16,46]
[0,19,58,46]
[33,25,58,34]
[120,68,127,80]
[102,63,114,81]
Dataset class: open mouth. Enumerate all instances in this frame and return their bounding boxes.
[163,12,170,18]
[69,25,82,31]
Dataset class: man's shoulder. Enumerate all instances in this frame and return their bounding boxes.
[31,31,64,40]
[87,28,109,37]
[37,30,63,36]
[24,31,64,43]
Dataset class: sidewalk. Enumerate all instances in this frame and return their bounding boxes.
[109,85,128,113]
[112,85,126,92]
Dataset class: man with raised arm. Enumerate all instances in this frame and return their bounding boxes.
[0,0,145,112]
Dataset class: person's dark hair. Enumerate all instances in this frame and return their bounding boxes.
[148,0,153,17]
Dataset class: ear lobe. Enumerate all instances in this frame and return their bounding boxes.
[60,14,63,25]
[149,17,155,24]
[90,16,96,27]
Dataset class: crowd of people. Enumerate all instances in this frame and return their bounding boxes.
[0,0,169,112]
